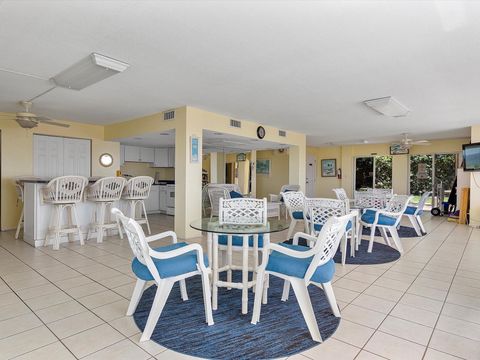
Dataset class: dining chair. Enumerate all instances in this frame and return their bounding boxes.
[15,182,24,239]
[42,176,88,250]
[122,176,154,235]
[281,191,308,239]
[207,187,230,218]
[358,194,413,253]
[305,198,354,265]
[270,184,301,219]
[354,191,387,209]
[403,191,431,236]
[213,197,268,314]
[251,213,352,342]
[86,177,126,243]
[112,208,214,342]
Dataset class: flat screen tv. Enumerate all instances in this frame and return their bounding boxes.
[463,142,480,171]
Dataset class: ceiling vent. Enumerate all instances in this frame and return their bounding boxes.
[363,96,410,117]
[230,119,241,128]
[163,110,175,120]
[279,130,287,137]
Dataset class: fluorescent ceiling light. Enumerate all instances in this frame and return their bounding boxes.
[51,53,130,90]
[363,96,410,117]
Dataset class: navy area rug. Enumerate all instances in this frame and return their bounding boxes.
[284,238,401,265]
[133,272,340,360]
[362,225,423,237]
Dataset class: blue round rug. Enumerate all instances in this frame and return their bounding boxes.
[133,272,340,359]
[284,238,401,265]
[362,225,424,237]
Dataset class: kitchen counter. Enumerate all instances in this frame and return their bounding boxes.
[17,176,101,184]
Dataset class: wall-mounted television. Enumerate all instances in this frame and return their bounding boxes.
[463,142,480,171]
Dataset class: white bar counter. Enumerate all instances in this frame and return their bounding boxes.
[19,177,127,247]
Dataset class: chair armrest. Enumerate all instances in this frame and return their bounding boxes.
[149,243,208,271]
[376,209,402,218]
[269,194,280,202]
[268,243,316,259]
[145,231,177,244]
[292,232,317,246]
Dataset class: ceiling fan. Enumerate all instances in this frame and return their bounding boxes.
[0,101,70,128]
[393,133,431,148]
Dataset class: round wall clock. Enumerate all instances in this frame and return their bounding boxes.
[256,126,266,139]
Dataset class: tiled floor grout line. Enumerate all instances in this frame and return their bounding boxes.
[347,218,457,358]
[421,226,474,359]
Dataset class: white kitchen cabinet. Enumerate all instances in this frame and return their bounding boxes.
[120,145,125,165]
[124,146,140,162]
[154,148,169,167]
[168,148,175,167]
[33,135,90,177]
[159,186,167,212]
[140,147,155,163]
[145,186,160,213]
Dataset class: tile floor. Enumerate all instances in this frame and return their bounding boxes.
[1,214,480,359]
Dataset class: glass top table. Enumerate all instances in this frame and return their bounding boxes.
[190,217,290,235]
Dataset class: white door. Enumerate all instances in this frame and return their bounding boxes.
[306,155,316,197]
[33,135,64,177]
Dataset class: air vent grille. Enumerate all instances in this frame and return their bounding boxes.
[164,110,175,120]
[279,130,287,137]
[230,119,241,128]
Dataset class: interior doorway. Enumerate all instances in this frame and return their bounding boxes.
[225,162,235,184]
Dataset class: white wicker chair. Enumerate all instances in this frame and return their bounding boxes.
[251,213,353,342]
[42,176,88,250]
[354,191,387,209]
[282,191,308,239]
[15,182,24,240]
[122,176,154,235]
[304,198,354,265]
[213,197,268,314]
[112,208,213,342]
[86,177,126,243]
[403,191,431,236]
[270,184,301,219]
[358,194,413,253]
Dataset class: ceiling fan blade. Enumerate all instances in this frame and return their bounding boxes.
[38,120,70,128]
[35,115,53,121]
[411,141,431,146]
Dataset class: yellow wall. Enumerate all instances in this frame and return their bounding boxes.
[307,138,468,198]
[470,126,480,226]
[1,116,120,230]
[256,149,290,199]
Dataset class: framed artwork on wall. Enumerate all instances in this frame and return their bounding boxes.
[256,159,271,175]
[321,159,336,177]
[390,143,409,155]
[190,136,199,163]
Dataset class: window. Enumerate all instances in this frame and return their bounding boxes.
[355,156,392,191]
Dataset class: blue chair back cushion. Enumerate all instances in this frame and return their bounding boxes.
[266,243,335,283]
[218,234,263,247]
[292,211,304,220]
[229,191,243,199]
[361,209,397,226]
[131,242,208,281]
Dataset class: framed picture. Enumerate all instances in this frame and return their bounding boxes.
[256,159,271,175]
[190,136,199,163]
[321,159,336,177]
[390,143,409,155]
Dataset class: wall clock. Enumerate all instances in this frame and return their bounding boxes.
[257,126,266,139]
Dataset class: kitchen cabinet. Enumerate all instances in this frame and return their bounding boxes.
[145,185,160,213]
[159,186,167,212]
[168,148,175,167]
[124,145,154,163]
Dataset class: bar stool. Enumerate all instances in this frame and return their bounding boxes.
[122,176,154,235]
[42,176,88,250]
[15,182,24,239]
[86,177,126,243]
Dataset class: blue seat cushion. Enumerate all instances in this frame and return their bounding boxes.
[266,243,335,283]
[361,210,397,226]
[404,206,422,215]
[229,191,243,199]
[292,211,304,220]
[314,220,352,232]
[218,234,264,247]
[131,242,208,281]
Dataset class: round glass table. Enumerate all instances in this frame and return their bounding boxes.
[190,217,290,314]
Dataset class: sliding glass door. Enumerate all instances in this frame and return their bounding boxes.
[355,156,392,191]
